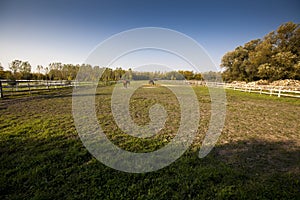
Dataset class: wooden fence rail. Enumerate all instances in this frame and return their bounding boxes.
[0,80,74,98]
[225,85,300,98]
[0,80,117,98]
[187,81,300,99]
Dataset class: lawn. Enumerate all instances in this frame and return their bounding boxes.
[0,83,299,199]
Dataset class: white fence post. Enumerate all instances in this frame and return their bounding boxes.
[28,82,31,95]
[0,80,3,98]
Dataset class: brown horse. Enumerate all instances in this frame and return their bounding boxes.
[149,80,155,85]
[123,80,130,88]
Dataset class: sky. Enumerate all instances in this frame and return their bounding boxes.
[0,0,299,72]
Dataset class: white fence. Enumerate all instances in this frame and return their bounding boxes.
[187,81,300,98]
[0,80,74,98]
[225,84,300,98]
[1,79,300,99]
[0,80,118,98]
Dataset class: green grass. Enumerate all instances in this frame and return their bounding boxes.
[0,84,299,199]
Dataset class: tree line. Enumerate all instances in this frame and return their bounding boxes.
[221,22,300,82]
[0,61,206,81]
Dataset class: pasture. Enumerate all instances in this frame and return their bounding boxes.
[0,83,299,199]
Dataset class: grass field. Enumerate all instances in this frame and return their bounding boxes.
[0,84,299,199]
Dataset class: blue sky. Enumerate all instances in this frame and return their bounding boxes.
[0,0,299,72]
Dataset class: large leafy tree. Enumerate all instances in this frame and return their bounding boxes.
[178,70,194,80]
[20,61,31,79]
[9,60,32,79]
[221,22,300,82]
[9,60,22,75]
[48,62,63,80]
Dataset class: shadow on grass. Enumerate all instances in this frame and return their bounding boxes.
[0,89,111,107]
[214,139,300,174]
[1,134,299,199]
[42,91,112,99]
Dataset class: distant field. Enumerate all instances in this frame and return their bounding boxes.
[0,84,299,199]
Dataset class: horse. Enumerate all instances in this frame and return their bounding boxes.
[123,80,130,88]
[149,79,155,85]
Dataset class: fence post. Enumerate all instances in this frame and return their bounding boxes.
[0,80,3,98]
[47,80,50,90]
[278,88,281,98]
[28,82,31,95]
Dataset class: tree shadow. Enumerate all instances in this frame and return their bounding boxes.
[42,91,112,99]
[211,138,300,174]
[1,135,299,199]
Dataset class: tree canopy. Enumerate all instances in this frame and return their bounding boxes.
[1,60,203,82]
[221,22,300,82]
